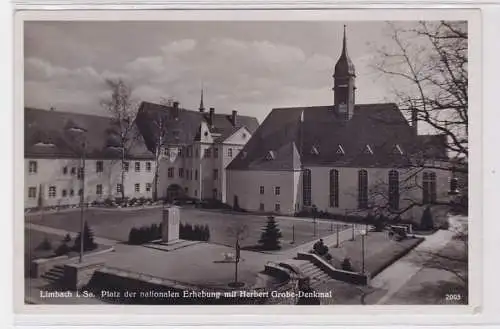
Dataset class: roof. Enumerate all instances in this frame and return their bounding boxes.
[135,101,259,152]
[25,107,154,160]
[227,103,449,171]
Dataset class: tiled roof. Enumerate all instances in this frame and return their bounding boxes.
[25,107,154,160]
[135,101,259,151]
[227,103,448,170]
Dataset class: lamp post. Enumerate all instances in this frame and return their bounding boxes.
[360,229,367,274]
[68,126,87,264]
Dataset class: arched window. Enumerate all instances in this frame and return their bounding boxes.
[388,170,399,210]
[358,170,368,209]
[329,169,339,208]
[302,169,312,207]
[423,171,437,204]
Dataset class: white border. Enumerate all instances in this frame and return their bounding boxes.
[10,5,492,327]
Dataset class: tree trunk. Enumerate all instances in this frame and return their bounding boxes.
[121,147,125,200]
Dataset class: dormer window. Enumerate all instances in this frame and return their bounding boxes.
[394,144,404,155]
[311,146,320,155]
[336,144,345,155]
[265,150,276,160]
[364,144,374,155]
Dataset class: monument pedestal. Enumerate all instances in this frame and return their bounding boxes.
[162,206,180,244]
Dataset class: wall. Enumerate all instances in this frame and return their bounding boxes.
[25,158,156,208]
[226,165,451,218]
[303,166,451,219]
[226,169,298,214]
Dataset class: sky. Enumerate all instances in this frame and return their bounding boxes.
[24,21,405,123]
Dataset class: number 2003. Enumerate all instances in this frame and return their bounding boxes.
[445,294,462,301]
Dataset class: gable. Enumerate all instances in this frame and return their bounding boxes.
[222,126,251,145]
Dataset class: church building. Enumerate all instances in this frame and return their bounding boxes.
[226,26,452,220]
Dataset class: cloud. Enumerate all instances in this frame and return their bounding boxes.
[25,35,384,124]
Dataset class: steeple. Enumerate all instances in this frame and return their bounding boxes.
[199,85,205,113]
[334,25,356,78]
[333,25,356,120]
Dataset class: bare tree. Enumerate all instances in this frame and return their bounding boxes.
[375,21,468,164]
[100,78,139,199]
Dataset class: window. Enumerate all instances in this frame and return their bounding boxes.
[146,183,151,192]
[168,167,174,178]
[302,169,312,207]
[275,203,281,212]
[213,169,219,181]
[275,186,280,196]
[135,183,140,193]
[70,189,74,197]
[187,146,193,157]
[71,167,76,175]
[194,189,198,197]
[135,162,140,172]
[388,170,400,210]
[423,171,437,204]
[329,169,339,208]
[179,168,184,178]
[96,161,104,173]
[48,186,56,198]
[214,148,218,158]
[179,148,184,157]
[146,162,152,172]
[62,189,67,197]
[228,148,233,157]
[195,170,198,181]
[259,186,265,195]
[123,162,129,172]
[28,187,37,198]
[77,168,84,180]
[184,187,188,194]
[259,203,265,211]
[116,184,123,194]
[96,184,103,196]
[358,170,368,209]
[204,148,211,158]
[28,161,37,174]
[78,189,83,197]
[63,167,68,175]
[212,188,218,200]
[195,148,199,157]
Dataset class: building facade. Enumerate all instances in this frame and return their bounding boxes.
[25,99,259,209]
[226,27,453,220]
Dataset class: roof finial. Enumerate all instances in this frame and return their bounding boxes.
[342,24,348,56]
[199,82,205,112]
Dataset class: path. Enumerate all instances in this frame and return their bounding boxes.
[26,222,119,246]
[370,229,455,304]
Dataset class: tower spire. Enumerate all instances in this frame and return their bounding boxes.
[199,83,205,112]
[341,24,347,56]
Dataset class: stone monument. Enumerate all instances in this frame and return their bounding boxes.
[162,206,180,243]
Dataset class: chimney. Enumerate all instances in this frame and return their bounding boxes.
[231,110,237,126]
[411,108,418,135]
[172,101,180,120]
[209,107,215,126]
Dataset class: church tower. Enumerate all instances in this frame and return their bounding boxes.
[333,25,356,120]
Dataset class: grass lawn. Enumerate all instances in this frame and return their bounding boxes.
[326,231,424,276]
[26,207,339,251]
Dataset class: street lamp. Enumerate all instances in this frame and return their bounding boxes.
[360,229,367,274]
[67,125,87,264]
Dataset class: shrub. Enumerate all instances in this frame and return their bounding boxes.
[258,216,283,250]
[420,206,435,231]
[63,233,72,243]
[341,257,353,271]
[35,236,52,251]
[72,221,97,251]
[54,242,71,256]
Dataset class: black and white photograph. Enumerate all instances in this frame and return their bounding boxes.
[19,13,474,308]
